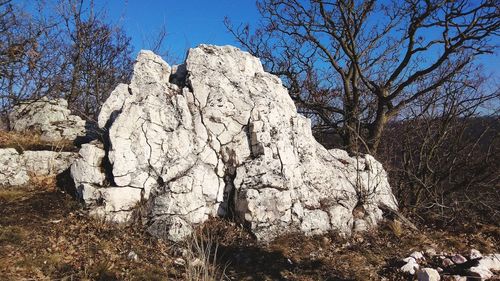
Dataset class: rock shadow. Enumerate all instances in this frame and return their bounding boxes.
[216,244,351,281]
[74,120,102,146]
[56,168,78,200]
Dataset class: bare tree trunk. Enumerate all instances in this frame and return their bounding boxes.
[342,83,361,154]
[368,100,388,154]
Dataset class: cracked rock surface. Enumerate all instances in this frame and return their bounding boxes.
[0,148,29,186]
[8,97,86,142]
[0,148,77,186]
[71,45,398,241]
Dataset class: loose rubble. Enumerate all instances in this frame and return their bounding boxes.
[399,249,500,280]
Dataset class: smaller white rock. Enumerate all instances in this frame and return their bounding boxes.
[470,249,482,259]
[71,143,106,188]
[400,258,419,275]
[467,253,500,280]
[410,251,425,261]
[174,257,186,266]
[0,148,29,186]
[352,219,369,232]
[9,97,85,141]
[403,257,417,263]
[450,275,466,281]
[425,248,437,257]
[190,258,204,267]
[127,251,138,261]
[468,267,493,280]
[416,268,440,281]
[22,151,77,176]
[481,253,500,270]
[451,254,467,264]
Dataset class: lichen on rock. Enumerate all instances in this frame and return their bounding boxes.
[71,45,398,241]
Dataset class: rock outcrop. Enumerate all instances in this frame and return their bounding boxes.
[0,148,77,186]
[71,45,398,241]
[8,97,86,142]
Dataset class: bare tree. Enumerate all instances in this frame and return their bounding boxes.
[226,0,500,154]
[378,70,500,225]
[0,0,66,113]
[0,0,133,120]
[58,0,133,119]
[140,22,178,62]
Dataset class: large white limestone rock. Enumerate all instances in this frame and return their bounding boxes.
[8,97,86,142]
[72,45,398,241]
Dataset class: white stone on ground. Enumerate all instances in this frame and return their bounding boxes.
[400,257,419,275]
[417,268,440,281]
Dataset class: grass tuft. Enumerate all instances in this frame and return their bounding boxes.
[184,227,228,281]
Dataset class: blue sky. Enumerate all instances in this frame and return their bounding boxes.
[105,0,260,62]
[104,0,498,77]
[19,0,498,77]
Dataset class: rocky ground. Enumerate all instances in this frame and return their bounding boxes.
[1,182,498,280]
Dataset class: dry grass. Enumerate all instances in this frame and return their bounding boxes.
[388,219,403,238]
[200,218,499,281]
[184,227,228,281]
[0,130,76,152]
[29,174,57,189]
[0,226,27,245]
[0,188,27,202]
[0,185,179,281]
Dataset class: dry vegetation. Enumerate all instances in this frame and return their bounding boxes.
[0,182,177,281]
[0,131,77,152]
[1,180,498,281]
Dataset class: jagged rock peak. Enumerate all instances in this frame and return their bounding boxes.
[71,44,398,241]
